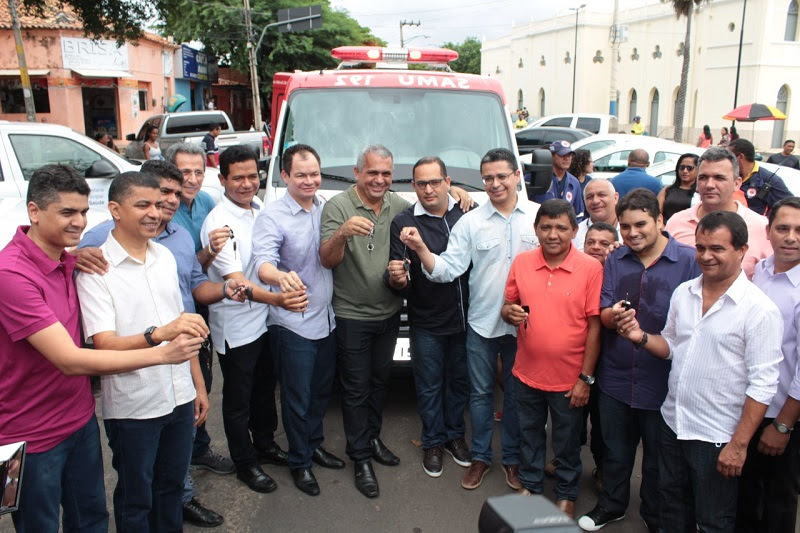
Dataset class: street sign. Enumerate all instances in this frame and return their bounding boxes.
[277,5,322,33]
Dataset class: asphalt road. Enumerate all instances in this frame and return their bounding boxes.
[0,367,652,533]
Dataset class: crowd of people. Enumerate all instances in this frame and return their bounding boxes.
[0,134,799,533]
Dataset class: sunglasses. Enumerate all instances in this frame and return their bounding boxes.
[678,165,696,171]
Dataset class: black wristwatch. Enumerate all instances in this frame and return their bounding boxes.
[773,420,794,434]
[579,373,596,386]
[144,326,159,347]
[634,331,649,348]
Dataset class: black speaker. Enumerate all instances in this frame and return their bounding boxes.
[478,494,580,533]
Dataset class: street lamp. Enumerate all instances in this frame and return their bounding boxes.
[404,34,431,46]
[570,4,586,113]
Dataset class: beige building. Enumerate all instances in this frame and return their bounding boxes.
[482,0,799,150]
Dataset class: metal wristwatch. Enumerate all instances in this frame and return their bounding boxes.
[772,420,793,434]
[144,326,159,347]
[579,373,596,386]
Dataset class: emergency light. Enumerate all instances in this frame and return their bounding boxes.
[331,46,459,65]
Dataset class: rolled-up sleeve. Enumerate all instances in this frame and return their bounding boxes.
[744,305,784,404]
[426,217,471,283]
[252,209,282,271]
[660,292,678,360]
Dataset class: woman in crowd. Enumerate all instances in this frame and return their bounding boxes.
[143,125,164,160]
[658,153,698,222]
[718,126,731,147]
[697,125,713,148]
[568,148,594,196]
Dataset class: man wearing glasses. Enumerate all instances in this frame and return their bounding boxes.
[530,141,585,222]
[384,156,472,479]
[401,148,539,492]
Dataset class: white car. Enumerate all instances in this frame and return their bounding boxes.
[0,121,223,248]
[528,113,618,135]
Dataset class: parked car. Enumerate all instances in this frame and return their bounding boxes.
[649,158,800,194]
[571,135,705,179]
[528,113,618,135]
[124,110,268,161]
[0,121,223,248]
[515,126,593,155]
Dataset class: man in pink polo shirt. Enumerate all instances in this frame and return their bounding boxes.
[0,165,203,532]
[665,146,771,279]
[501,199,603,519]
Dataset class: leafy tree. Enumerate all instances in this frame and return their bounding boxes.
[16,0,165,44]
[440,36,481,74]
[667,0,708,143]
[159,0,384,106]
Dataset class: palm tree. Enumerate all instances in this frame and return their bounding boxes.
[669,0,707,143]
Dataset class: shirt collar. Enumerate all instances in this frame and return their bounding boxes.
[484,194,535,219]
[530,244,578,272]
[346,185,386,212]
[284,192,321,215]
[619,232,682,262]
[745,162,760,182]
[13,225,76,275]
[221,193,261,217]
[689,270,749,303]
[760,255,800,287]
[105,231,157,267]
[413,195,455,217]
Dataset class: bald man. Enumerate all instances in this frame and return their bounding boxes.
[573,180,620,251]
[610,149,663,198]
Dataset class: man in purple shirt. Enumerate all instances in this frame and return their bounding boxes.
[0,165,202,532]
[579,189,700,532]
[737,196,800,533]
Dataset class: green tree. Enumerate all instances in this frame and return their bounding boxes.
[159,0,384,105]
[16,0,165,43]
[667,0,708,143]
[440,36,481,74]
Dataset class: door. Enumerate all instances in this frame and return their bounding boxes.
[649,89,660,137]
[772,85,789,148]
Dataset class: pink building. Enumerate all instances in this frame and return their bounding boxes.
[0,3,178,142]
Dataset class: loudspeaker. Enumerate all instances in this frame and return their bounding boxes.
[478,494,580,533]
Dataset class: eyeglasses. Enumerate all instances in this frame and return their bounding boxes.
[412,178,445,190]
[481,172,513,185]
[678,165,696,172]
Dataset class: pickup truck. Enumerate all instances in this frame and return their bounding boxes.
[0,120,223,248]
[124,110,269,161]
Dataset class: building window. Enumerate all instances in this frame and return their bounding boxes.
[138,89,148,111]
[0,78,50,113]
[517,89,524,110]
[629,89,638,122]
[772,85,790,147]
[786,0,798,41]
[539,88,545,117]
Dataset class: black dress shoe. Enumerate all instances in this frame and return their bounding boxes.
[291,467,320,496]
[236,465,277,493]
[312,447,345,469]
[354,460,379,498]
[257,442,289,467]
[369,437,400,466]
[183,498,224,528]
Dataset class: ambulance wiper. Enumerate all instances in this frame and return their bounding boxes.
[320,172,356,183]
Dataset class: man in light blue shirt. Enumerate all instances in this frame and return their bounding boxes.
[402,148,539,492]
[253,144,343,497]
[738,196,800,533]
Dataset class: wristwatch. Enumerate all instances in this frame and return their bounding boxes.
[144,326,159,347]
[579,373,596,386]
[634,331,649,348]
[772,420,794,434]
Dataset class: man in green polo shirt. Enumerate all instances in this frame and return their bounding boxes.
[320,144,471,498]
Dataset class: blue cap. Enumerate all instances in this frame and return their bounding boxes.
[549,140,573,156]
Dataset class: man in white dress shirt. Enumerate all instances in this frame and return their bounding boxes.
[201,145,307,494]
[572,179,619,251]
[614,210,783,532]
[76,171,209,532]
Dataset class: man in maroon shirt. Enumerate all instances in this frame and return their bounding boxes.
[0,165,202,532]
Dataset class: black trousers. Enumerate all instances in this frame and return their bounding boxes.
[192,302,213,459]
[218,331,278,469]
[735,419,800,533]
[336,313,400,461]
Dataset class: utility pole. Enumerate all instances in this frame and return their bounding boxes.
[609,0,619,117]
[8,0,36,122]
[569,5,586,113]
[243,0,262,130]
[732,0,747,128]
[399,20,420,47]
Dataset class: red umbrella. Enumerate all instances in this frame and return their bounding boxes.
[723,103,786,122]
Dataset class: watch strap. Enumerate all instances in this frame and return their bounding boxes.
[144,326,159,347]
[773,419,793,434]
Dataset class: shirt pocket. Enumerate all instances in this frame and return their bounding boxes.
[476,238,501,265]
[520,233,539,251]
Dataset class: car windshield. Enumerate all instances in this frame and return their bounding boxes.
[276,87,512,191]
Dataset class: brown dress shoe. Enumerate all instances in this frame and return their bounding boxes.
[556,499,575,519]
[461,461,490,490]
[502,463,522,490]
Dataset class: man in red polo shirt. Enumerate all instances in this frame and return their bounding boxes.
[0,165,202,532]
[501,198,603,518]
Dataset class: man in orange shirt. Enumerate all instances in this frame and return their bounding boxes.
[501,199,603,518]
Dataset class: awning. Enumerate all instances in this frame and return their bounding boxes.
[0,69,50,76]
[71,69,133,78]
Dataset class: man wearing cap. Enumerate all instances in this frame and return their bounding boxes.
[610,150,663,198]
[531,141,585,222]
[631,116,644,136]
[728,139,793,216]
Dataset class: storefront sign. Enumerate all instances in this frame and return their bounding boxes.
[180,46,208,81]
[61,37,129,70]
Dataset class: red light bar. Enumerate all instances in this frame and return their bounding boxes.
[331,46,458,64]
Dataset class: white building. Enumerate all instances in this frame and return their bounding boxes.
[481,0,799,150]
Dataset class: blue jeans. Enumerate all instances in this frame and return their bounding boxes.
[598,390,660,528]
[271,325,337,469]
[410,326,469,449]
[104,401,194,533]
[466,325,519,465]
[12,414,108,533]
[181,426,198,505]
[515,378,583,501]
[659,419,738,533]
